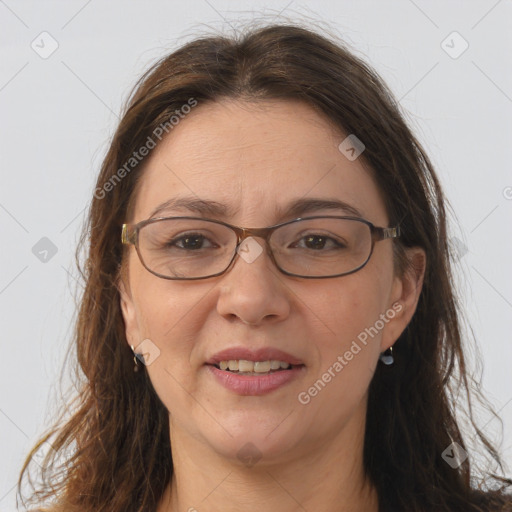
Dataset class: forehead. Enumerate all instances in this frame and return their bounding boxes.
[131,99,388,226]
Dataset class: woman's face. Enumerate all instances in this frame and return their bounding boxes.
[120,99,419,465]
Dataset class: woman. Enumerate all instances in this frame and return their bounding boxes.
[19,23,512,512]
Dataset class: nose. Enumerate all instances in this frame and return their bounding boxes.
[216,237,291,326]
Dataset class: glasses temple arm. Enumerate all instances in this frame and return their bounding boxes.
[379,226,401,240]
[121,224,136,245]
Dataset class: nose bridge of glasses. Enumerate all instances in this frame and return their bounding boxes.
[235,226,274,246]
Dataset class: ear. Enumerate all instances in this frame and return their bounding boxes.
[117,275,141,350]
[381,247,426,351]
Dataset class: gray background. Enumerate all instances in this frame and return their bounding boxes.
[1,1,511,510]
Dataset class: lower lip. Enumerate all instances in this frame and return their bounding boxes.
[206,364,305,396]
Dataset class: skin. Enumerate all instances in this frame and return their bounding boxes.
[118,99,426,512]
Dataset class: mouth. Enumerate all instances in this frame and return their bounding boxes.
[209,359,304,376]
[204,348,306,395]
[206,346,304,368]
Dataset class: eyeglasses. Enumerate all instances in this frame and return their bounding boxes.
[121,216,400,280]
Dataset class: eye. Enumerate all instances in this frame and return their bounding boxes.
[294,234,347,251]
[169,233,216,250]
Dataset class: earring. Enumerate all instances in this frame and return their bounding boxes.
[379,346,394,366]
[131,345,140,372]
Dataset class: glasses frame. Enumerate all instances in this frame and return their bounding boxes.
[121,215,401,280]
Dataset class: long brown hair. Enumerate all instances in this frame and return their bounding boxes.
[18,23,512,512]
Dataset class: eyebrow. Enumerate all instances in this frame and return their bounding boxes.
[148,196,364,221]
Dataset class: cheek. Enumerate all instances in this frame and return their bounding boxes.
[130,261,207,342]
[131,284,215,439]
[300,271,389,401]
[130,276,208,396]
[312,273,385,352]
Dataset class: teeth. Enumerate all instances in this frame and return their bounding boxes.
[217,359,291,372]
[238,360,253,372]
[254,361,271,372]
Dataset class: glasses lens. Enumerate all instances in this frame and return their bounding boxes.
[270,218,372,277]
[138,218,236,279]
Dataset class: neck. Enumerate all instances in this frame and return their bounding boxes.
[157,407,379,512]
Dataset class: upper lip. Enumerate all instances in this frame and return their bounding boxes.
[206,347,304,366]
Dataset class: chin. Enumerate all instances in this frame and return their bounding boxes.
[198,413,306,466]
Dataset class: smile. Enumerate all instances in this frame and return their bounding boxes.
[215,359,294,373]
